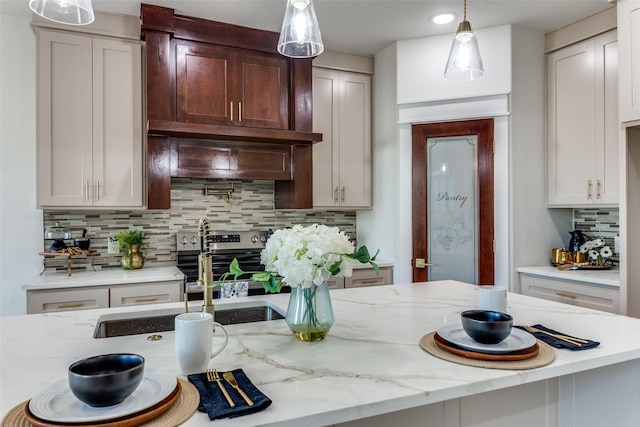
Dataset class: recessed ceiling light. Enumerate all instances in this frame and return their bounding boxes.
[431,13,457,25]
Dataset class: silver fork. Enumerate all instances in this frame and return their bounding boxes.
[207,369,235,408]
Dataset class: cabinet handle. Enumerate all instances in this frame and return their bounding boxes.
[334,187,339,203]
[230,101,234,122]
[134,297,159,303]
[96,181,100,202]
[360,279,380,285]
[58,302,84,309]
[341,186,345,203]
[85,181,89,202]
[238,102,242,122]
[587,180,592,199]
[555,291,577,299]
[597,179,601,199]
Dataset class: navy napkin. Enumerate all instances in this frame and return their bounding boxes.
[515,324,600,351]
[188,369,272,420]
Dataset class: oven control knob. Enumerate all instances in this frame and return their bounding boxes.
[190,236,197,246]
[251,235,259,244]
[260,235,267,243]
[180,236,188,246]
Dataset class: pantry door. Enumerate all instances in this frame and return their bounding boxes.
[412,119,494,285]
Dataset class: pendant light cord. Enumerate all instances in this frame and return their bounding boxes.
[463,0,467,21]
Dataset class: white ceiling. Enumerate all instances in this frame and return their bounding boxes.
[1,0,614,56]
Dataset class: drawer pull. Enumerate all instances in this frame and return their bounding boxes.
[57,302,84,309]
[134,297,159,303]
[360,279,380,285]
[555,291,577,299]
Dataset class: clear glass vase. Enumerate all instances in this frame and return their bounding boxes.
[285,282,335,341]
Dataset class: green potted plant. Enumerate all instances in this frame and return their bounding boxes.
[116,230,146,270]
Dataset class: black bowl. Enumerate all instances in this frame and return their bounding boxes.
[68,353,145,407]
[461,310,513,344]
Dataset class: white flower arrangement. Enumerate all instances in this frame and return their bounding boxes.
[579,238,613,266]
[216,224,379,292]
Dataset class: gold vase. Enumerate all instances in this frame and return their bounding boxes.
[121,244,145,270]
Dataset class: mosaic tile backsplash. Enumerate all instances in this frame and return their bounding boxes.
[43,179,357,272]
[573,208,619,261]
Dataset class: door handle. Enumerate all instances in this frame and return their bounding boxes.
[415,258,433,269]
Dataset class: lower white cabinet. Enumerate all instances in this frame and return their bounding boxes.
[328,267,394,289]
[345,267,393,288]
[109,282,181,307]
[520,274,619,313]
[27,280,183,314]
[27,287,109,313]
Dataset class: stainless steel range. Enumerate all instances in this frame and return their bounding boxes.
[176,230,275,300]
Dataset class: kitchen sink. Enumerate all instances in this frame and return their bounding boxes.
[93,300,286,338]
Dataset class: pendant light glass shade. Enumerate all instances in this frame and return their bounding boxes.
[29,0,95,25]
[444,0,484,80]
[277,0,324,58]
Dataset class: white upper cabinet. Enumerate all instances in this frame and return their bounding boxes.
[618,0,640,123]
[36,28,143,208]
[547,30,618,207]
[312,68,372,208]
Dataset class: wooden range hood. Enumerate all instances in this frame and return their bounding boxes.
[140,4,322,209]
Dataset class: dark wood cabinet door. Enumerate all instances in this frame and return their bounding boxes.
[237,51,289,129]
[176,42,289,130]
[176,42,233,125]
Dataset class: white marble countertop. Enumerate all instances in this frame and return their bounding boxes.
[517,266,620,287]
[21,266,185,290]
[3,280,640,426]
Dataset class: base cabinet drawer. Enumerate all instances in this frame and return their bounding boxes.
[327,277,345,289]
[110,282,182,307]
[520,274,619,313]
[344,267,393,288]
[27,288,109,313]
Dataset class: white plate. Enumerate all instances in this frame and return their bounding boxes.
[29,368,177,423]
[436,323,536,354]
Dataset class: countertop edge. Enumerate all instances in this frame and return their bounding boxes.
[517,266,620,287]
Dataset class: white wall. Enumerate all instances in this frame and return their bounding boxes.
[356,44,402,280]
[0,13,42,316]
[509,26,572,292]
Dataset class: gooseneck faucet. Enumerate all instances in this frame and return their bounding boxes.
[197,216,215,316]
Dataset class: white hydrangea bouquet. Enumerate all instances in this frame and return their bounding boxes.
[579,238,613,266]
[217,224,379,292]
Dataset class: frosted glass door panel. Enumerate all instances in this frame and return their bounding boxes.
[427,136,478,284]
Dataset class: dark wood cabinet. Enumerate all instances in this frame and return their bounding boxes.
[141,3,320,210]
[176,42,289,130]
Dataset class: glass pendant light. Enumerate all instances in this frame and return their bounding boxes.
[444,0,484,80]
[29,0,95,25]
[277,0,324,58]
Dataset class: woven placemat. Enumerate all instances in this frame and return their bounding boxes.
[420,332,555,370]
[1,379,199,427]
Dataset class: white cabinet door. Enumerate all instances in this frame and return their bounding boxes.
[547,30,618,207]
[344,267,393,288]
[92,38,143,207]
[27,287,109,314]
[618,0,640,123]
[340,72,371,208]
[312,68,340,207]
[36,29,143,208]
[520,274,619,314]
[110,281,181,307]
[312,68,371,208]
[37,30,93,206]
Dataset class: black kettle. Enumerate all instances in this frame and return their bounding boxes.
[568,230,590,252]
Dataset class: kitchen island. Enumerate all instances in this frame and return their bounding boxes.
[2,281,640,427]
